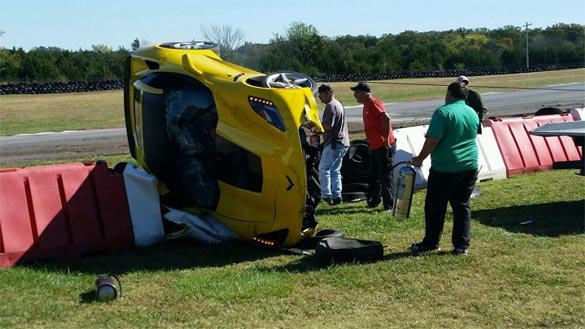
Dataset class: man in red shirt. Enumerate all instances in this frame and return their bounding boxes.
[351,82,397,212]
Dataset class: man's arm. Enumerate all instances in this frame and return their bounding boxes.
[411,137,440,167]
[322,105,333,131]
[469,90,487,120]
[379,112,392,149]
[475,91,487,120]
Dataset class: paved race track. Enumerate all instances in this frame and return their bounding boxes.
[1,83,583,165]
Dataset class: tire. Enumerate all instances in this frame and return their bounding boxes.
[295,228,345,249]
[342,191,367,203]
[342,183,368,193]
[345,141,369,165]
[112,162,129,174]
[342,140,370,180]
[535,107,563,116]
[308,172,321,193]
[313,228,345,239]
[315,237,384,263]
[307,167,321,204]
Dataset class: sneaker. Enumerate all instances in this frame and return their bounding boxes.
[322,197,332,204]
[452,247,468,256]
[329,197,342,206]
[382,207,393,213]
[409,242,440,253]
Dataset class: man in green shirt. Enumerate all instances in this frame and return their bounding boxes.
[410,82,479,256]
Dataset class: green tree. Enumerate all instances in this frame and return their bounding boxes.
[532,24,585,65]
[265,22,324,73]
[0,47,24,80]
[230,42,269,71]
[19,47,61,81]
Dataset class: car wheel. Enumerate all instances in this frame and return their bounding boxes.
[315,237,384,263]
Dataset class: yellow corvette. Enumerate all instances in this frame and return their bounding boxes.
[123,41,324,247]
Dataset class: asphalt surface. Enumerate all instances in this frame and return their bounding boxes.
[345,82,585,123]
[1,83,584,165]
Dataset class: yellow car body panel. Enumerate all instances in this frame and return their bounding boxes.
[124,42,323,247]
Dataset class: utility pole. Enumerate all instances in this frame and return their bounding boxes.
[524,22,533,69]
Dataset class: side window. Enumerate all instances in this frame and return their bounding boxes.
[164,88,219,210]
[137,72,220,210]
[215,135,263,192]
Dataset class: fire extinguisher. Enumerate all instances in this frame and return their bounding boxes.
[95,273,123,302]
[392,162,417,218]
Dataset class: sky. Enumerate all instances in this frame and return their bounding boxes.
[1,0,584,51]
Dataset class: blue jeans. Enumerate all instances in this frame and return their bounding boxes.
[319,142,349,199]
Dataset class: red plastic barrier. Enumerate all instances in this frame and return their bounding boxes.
[486,114,582,176]
[0,162,133,268]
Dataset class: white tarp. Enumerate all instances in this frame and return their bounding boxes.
[163,207,238,243]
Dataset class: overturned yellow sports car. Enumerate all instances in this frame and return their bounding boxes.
[123,41,324,247]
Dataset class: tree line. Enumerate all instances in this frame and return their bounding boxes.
[1,23,583,83]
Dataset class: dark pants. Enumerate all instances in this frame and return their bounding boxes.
[421,168,478,249]
[367,143,396,210]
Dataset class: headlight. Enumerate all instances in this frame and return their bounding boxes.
[248,96,286,131]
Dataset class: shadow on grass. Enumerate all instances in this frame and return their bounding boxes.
[473,200,585,237]
[22,239,282,275]
[315,202,380,216]
[256,256,381,273]
[259,250,432,273]
[79,290,99,304]
[23,239,424,276]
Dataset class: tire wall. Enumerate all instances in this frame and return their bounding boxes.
[1,64,581,95]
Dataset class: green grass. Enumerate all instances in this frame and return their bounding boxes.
[1,69,584,136]
[1,69,584,327]
[320,68,585,106]
[0,154,135,169]
[0,91,123,136]
[1,169,583,328]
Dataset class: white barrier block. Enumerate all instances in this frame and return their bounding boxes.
[476,126,507,181]
[123,164,165,247]
[393,124,507,190]
[570,107,585,121]
[393,125,430,190]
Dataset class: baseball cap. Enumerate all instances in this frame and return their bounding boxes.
[456,76,470,84]
[350,81,371,93]
[318,84,333,93]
